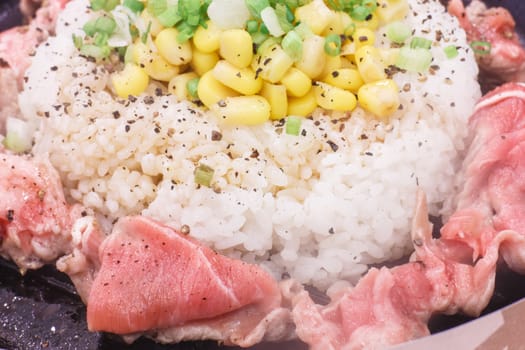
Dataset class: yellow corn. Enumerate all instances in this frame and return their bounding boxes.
[140,10,164,37]
[111,63,149,98]
[357,79,400,119]
[379,48,400,66]
[219,29,253,68]
[212,60,262,95]
[314,82,357,112]
[132,41,179,82]
[376,0,409,24]
[287,89,317,116]
[322,11,353,36]
[281,67,311,97]
[192,20,221,53]
[295,35,326,79]
[210,96,270,125]
[191,48,219,76]
[260,82,288,120]
[155,28,192,66]
[168,72,199,101]
[319,55,342,81]
[255,44,294,83]
[197,70,239,108]
[295,0,335,35]
[340,56,356,69]
[323,68,364,93]
[355,45,387,83]
[353,28,376,50]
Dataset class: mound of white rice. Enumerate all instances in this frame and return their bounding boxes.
[20,0,481,289]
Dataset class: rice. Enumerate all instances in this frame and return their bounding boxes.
[20,0,481,289]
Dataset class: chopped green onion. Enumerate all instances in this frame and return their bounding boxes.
[141,21,152,43]
[251,31,269,47]
[286,116,302,136]
[395,47,433,72]
[83,19,98,37]
[187,78,200,99]
[324,34,341,56]
[351,6,371,21]
[274,3,294,33]
[385,21,410,44]
[410,36,432,50]
[260,6,285,37]
[123,0,145,13]
[147,0,167,16]
[176,21,196,42]
[194,164,214,187]
[294,22,312,39]
[256,36,281,54]
[470,40,491,55]
[93,32,109,46]
[444,45,458,59]
[90,0,119,11]
[245,0,271,20]
[259,23,269,35]
[72,34,83,49]
[246,20,259,34]
[157,6,182,27]
[80,44,111,59]
[83,16,117,36]
[281,30,303,61]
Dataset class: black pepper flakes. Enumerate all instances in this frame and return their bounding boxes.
[6,209,14,222]
[211,130,223,141]
[327,140,339,152]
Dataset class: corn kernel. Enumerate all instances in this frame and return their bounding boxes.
[193,20,222,53]
[155,28,193,66]
[376,0,410,24]
[322,11,353,36]
[191,48,219,76]
[210,96,270,125]
[111,63,149,98]
[255,44,294,83]
[133,41,179,82]
[319,55,342,81]
[197,70,239,108]
[212,60,262,95]
[295,0,335,35]
[323,68,364,93]
[260,82,288,120]
[281,67,312,97]
[353,28,376,50]
[358,79,400,119]
[287,89,317,116]
[355,45,387,83]
[219,29,254,68]
[168,72,199,101]
[314,82,357,112]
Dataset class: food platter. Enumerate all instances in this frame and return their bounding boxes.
[1,0,525,349]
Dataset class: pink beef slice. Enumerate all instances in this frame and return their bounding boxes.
[0,149,82,270]
[86,216,293,346]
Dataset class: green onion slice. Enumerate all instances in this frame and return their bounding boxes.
[324,34,342,56]
[396,46,433,72]
[385,21,410,44]
[245,0,271,19]
[246,19,259,34]
[444,45,458,59]
[410,36,432,50]
[123,0,145,13]
[187,78,200,99]
[281,30,303,61]
[194,164,214,187]
[470,40,491,55]
[286,116,302,136]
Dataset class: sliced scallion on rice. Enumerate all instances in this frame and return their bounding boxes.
[444,45,459,59]
[286,116,302,136]
[385,21,410,44]
[195,164,215,187]
[123,0,144,13]
[410,36,432,50]
[187,78,200,99]
[324,34,342,56]
[396,46,433,72]
[281,30,303,61]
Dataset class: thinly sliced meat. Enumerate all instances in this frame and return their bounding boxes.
[448,0,525,88]
[0,149,83,270]
[86,216,294,347]
[290,192,516,350]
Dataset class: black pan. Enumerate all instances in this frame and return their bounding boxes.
[0,1,524,349]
